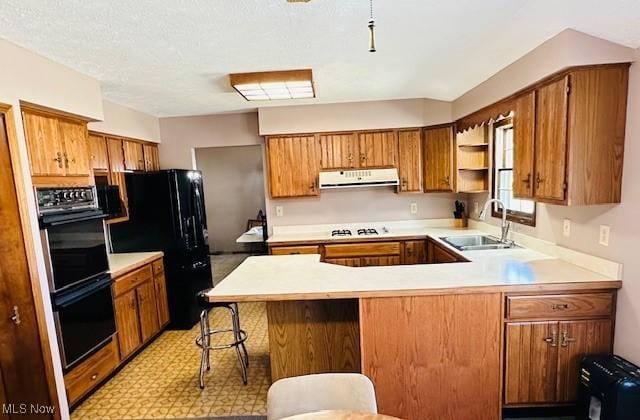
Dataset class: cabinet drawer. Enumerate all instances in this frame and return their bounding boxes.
[324,242,401,258]
[64,339,119,405]
[152,258,164,275]
[270,245,320,255]
[506,293,614,320]
[113,264,153,297]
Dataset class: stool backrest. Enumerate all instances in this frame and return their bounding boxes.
[267,373,378,420]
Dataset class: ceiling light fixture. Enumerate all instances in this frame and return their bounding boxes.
[230,69,315,101]
[368,0,376,52]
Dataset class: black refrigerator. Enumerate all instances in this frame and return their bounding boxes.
[110,170,212,329]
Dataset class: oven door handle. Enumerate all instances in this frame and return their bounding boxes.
[40,211,106,228]
[53,277,112,309]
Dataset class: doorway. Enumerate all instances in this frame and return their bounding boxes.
[194,145,266,254]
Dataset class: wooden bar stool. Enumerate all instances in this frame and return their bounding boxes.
[195,291,248,388]
[267,373,378,420]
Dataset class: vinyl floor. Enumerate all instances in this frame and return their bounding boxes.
[72,254,270,419]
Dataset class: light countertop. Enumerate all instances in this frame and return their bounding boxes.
[206,226,621,302]
[108,251,164,278]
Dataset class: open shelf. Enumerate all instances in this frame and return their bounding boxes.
[456,125,490,193]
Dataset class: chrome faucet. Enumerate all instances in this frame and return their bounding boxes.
[479,199,511,243]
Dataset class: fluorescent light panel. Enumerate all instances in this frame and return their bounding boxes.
[230,69,315,101]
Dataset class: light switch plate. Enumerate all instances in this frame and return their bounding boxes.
[275,206,284,217]
[599,225,610,246]
[410,202,418,214]
[563,219,571,237]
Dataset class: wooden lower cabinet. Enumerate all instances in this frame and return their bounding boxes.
[64,339,119,406]
[403,240,427,264]
[503,293,614,407]
[154,272,170,328]
[361,256,401,266]
[113,289,142,360]
[270,245,321,255]
[427,239,466,263]
[136,280,160,342]
[324,257,362,267]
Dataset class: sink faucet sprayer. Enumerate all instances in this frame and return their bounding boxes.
[478,199,511,243]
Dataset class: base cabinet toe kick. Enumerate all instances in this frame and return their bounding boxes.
[265,289,617,420]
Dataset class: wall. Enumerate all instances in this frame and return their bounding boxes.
[0,37,108,419]
[259,98,452,135]
[194,146,266,253]
[453,29,636,119]
[159,112,261,169]
[89,100,161,142]
[456,35,640,363]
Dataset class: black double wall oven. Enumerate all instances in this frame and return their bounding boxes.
[37,187,116,371]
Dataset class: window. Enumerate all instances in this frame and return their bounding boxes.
[492,118,536,226]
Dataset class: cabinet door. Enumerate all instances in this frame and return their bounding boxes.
[123,140,144,171]
[107,138,126,172]
[319,133,358,169]
[361,256,401,266]
[136,281,160,342]
[114,290,142,359]
[358,131,397,168]
[153,273,170,328]
[504,322,559,405]
[143,144,160,171]
[513,91,536,198]
[556,319,612,402]
[535,76,569,202]
[267,135,320,198]
[88,133,109,170]
[397,129,422,192]
[59,119,91,176]
[427,240,461,264]
[324,258,362,267]
[423,126,454,192]
[22,111,66,176]
[403,240,427,265]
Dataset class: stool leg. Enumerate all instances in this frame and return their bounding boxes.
[233,303,249,367]
[198,309,208,389]
[230,305,248,385]
[205,309,211,371]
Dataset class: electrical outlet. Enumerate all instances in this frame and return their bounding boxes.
[563,219,571,237]
[410,202,418,214]
[474,202,479,215]
[599,225,610,246]
[275,206,284,217]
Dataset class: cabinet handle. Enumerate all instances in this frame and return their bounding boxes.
[10,305,21,325]
[551,303,569,310]
[561,331,576,347]
[523,173,531,189]
[360,154,367,162]
[441,176,450,185]
[543,331,558,347]
[90,373,98,381]
[53,152,63,168]
[63,152,69,168]
[535,173,544,188]
[347,154,353,162]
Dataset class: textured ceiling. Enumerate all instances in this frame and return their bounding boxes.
[1,0,639,117]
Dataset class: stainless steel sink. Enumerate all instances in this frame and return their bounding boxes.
[440,235,518,251]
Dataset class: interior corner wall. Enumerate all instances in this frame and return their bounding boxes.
[0,37,108,420]
[88,100,161,142]
[455,32,640,364]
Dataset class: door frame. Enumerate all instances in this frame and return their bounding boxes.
[0,103,61,418]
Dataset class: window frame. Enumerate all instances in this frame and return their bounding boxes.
[491,118,536,227]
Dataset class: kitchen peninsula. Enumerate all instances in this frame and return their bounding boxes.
[206,221,621,420]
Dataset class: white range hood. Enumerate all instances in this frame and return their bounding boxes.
[319,168,399,189]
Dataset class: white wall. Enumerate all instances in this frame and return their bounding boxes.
[89,100,161,142]
[0,37,108,419]
[455,34,640,363]
[259,98,452,135]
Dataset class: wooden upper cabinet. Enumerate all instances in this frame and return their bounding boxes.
[423,125,454,192]
[22,111,66,176]
[107,137,126,172]
[267,135,320,198]
[357,131,397,168]
[123,140,145,171]
[88,133,109,170]
[534,76,569,202]
[512,91,536,199]
[59,119,91,176]
[397,129,422,192]
[556,319,612,402]
[319,133,358,169]
[143,144,160,171]
[505,322,559,404]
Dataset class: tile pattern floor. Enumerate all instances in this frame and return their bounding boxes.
[72,254,271,419]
